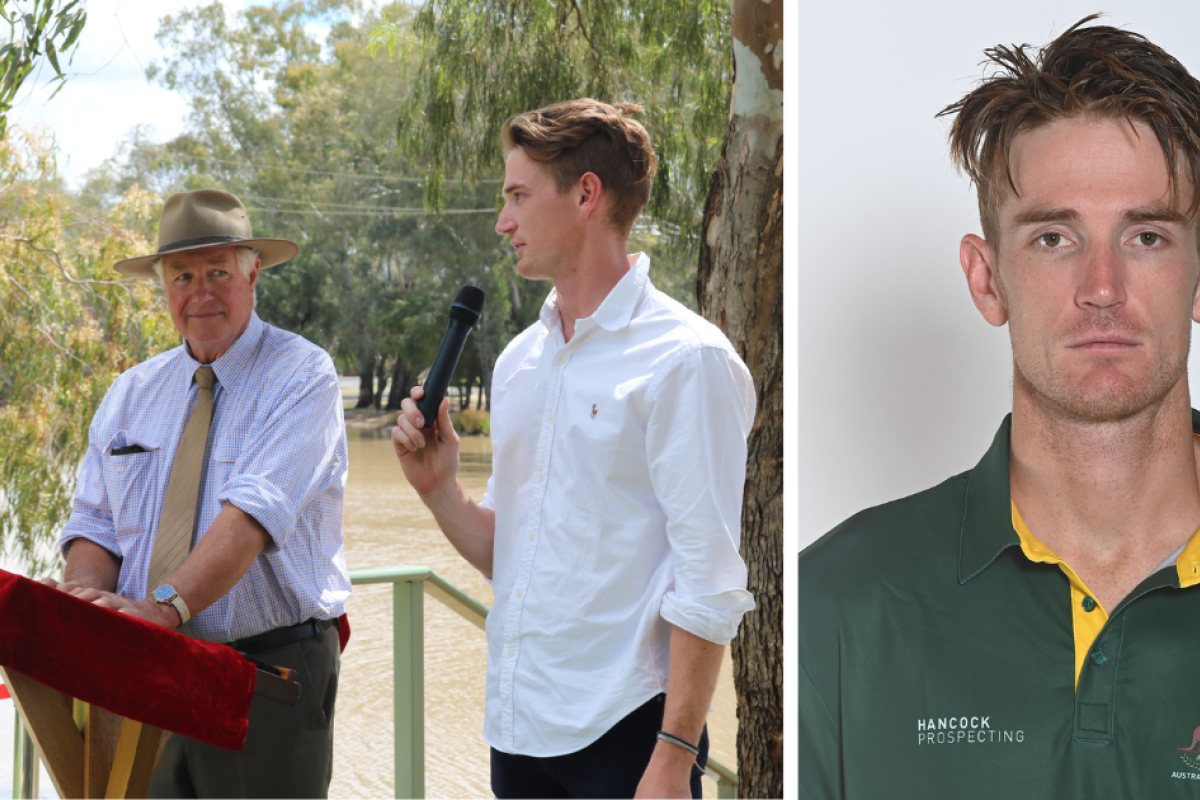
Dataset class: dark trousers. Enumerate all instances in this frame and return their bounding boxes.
[490,694,709,799]
[147,626,340,799]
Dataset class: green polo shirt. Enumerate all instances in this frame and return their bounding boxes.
[797,413,1200,799]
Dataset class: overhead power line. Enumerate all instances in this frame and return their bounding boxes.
[240,193,442,213]
[175,153,502,184]
[246,206,495,217]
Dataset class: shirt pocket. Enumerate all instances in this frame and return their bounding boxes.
[101,435,162,540]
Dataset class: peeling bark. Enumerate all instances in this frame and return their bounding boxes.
[697,1,784,797]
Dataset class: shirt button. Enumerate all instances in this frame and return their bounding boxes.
[537,473,545,482]
[528,533,536,541]
[516,590,523,598]
[557,355,566,365]
[1091,648,1108,666]
[1081,596,1097,612]
[547,414,554,423]
[506,649,514,658]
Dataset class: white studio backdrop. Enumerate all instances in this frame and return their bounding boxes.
[795,1,1200,548]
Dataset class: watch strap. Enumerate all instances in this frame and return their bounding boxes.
[155,586,192,626]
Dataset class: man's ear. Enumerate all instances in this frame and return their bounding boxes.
[1191,264,1200,326]
[960,233,1009,327]
[248,257,261,291]
[576,172,604,219]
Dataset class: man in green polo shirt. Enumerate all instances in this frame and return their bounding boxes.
[798,16,1200,799]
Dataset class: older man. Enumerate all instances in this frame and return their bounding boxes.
[43,189,350,798]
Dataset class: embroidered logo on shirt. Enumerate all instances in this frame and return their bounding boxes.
[1173,724,1200,779]
[590,404,598,419]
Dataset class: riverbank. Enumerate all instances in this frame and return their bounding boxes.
[343,406,491,435]
[343,407,396,429]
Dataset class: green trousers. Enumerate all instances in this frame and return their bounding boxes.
[147,626,340,799]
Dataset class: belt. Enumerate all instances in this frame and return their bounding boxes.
[227,617,338,654]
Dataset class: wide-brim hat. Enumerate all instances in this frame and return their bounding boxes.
[114,189,299,278]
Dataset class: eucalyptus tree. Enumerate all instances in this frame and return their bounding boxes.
[0,0,178,574]
[696,5,783,795]
[0,133,178,571]
[372,2,782,795]
[0,0,86,136]
[369,0,728,293]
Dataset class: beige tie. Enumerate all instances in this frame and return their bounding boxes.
[147,366,216,591]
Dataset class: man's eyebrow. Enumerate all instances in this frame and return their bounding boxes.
[503,182,530,196]
[1011,207,1079,227]
[1123,205,1189,224]
[166,256,229,273]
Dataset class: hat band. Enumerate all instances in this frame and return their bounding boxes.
[157,234,248,254]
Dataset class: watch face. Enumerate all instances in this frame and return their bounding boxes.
[153,585,175,602]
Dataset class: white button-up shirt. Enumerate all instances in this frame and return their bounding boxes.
[60,312,350,642]
[481,253,756,756]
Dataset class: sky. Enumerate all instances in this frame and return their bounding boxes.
[8,0,229,185]
[6,0,378,188]
[796,1,1200,545]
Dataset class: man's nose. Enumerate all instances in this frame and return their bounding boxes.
[495,208,515,236]
[191,273,217,299]
[1075,241,1127,309]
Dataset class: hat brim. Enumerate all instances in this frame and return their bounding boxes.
[113,238,300,278]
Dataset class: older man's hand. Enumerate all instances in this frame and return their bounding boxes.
[57,587,181,628]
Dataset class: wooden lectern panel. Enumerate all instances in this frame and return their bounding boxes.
[3,666,85,799]
[0,569,261,798]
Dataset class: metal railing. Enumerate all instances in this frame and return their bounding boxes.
[347,565,739,799]
[7,566,738,799]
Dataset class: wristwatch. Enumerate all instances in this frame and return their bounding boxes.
[152,584,192,626]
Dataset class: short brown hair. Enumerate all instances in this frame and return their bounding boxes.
[501,99,658,236]
[939,15,1200,243]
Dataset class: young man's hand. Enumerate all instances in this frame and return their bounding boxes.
[391,386,461,499]
[634,742,695,799]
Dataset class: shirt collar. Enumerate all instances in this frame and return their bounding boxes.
[538,253,651,335]
[182,311,265,390]
[959,409,1200,588]
[958,415,1019,584]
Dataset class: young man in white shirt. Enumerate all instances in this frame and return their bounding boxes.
[392,98,756,799]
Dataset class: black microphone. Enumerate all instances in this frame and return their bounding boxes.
[417,286,486,428]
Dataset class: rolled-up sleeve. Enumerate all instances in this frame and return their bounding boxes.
[217,351,345,548]
[645,344,757,645]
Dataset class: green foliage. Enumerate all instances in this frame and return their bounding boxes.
[0,0,86,137]
[371,0,730,269]
[0,131,177,572]
[451,408,489,436]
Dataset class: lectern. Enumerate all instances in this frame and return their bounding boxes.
[0,570,297,799]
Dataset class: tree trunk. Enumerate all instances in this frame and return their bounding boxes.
[386,354,416,411]
[373,355,389,411]
[476,319,494,413]
[697,1,783,797]
[355,353,376,409]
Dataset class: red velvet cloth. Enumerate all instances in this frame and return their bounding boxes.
[0,570,255,750]
[337,612,350,653]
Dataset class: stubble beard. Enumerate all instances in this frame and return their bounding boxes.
[1011,313,1189,424]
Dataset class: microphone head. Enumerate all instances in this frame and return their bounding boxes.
[449,285,485,326]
